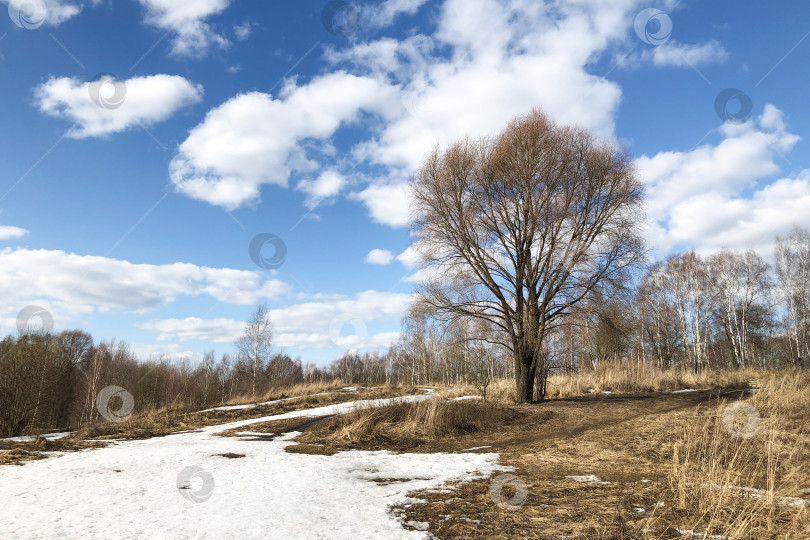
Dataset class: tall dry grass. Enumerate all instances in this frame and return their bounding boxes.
[297,396,524,449]
[545,363,756,399]
[439,364,756,403]
[222,379,349,406]
[664,371,810,538]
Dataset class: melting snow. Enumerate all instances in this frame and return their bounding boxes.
[1,431,73,443]
[0,394,504,539]
[565,475,609,485]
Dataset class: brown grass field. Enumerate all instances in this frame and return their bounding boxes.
[291,367,810,539]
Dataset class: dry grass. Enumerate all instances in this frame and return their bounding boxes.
[222,380,349,406]
[437,364,754,403]
[545,363,755,399]
[294,396,527,451]
[77,384,419,441]
[0,436,108,466]
[215,415,334,438]
[652,371,810,539]
[382,370,809,539]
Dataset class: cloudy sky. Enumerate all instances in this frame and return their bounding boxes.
[1,0,808,364]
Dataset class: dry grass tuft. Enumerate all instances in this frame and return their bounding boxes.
[295,397,525,451]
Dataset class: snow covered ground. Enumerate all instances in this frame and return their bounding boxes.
[0,393,507,539]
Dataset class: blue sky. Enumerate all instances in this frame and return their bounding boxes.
[1,0,808,365]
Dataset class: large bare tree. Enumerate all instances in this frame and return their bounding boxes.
[412,109,645,402]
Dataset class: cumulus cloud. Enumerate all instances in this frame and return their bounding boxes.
[351,182,414,227]
[297,171,346,209]
[0,248,290,323]
[172,0,647,223]
[662,174,810,256]
[644,40,729,68]
[637,105,804,254]
[140,291,413,350]
[130,343,206,363]
[0,226,27,240]
[169,72,400,210]
[2,0,82,27]
[364,249,394,265]
[622,40,730,69]
[137,317,243,344]
[34,74,203,138]
[137,0,231,57]
[364,0,428,29]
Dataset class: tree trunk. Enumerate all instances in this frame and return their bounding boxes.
[515,352,537,403]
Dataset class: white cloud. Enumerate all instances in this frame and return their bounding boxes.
[130,342,206,363]
[638,105,804,254]
[137,0,231,57]
[395,245,420,268]
[0,225,27,240]
[637,40,729,68]
[172,0,646,222]
[34,74,203,139]
[170,72,401,210]
[140,291,413,350]
[351,182,414,227]
[349,0,633,173]
[137,317,243,344]
[297,170,345,209]
[0,248,290,323]
[233,21,253,41]
[364,0,428,29]
[364,249,394,265]
[2,0,82,27]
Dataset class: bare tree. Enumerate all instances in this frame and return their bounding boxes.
[638,263,677,368]
[775,227,810,367]
[708,250,772,368]
[235,303,273,396]
[412,109,645,402]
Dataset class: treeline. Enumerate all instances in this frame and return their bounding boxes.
[332,227,810,388]
[0,332,321,437]
[2,229,808,436]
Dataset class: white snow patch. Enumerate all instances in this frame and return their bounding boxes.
[671,389,709,394]
[1,431,73,442]
[565,475,609,485]
[0,393,507,539]
[450,396,481,401]
[462,446,492,452]
[677,529,730,539]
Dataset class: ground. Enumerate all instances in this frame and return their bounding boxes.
[1,386,807,539]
